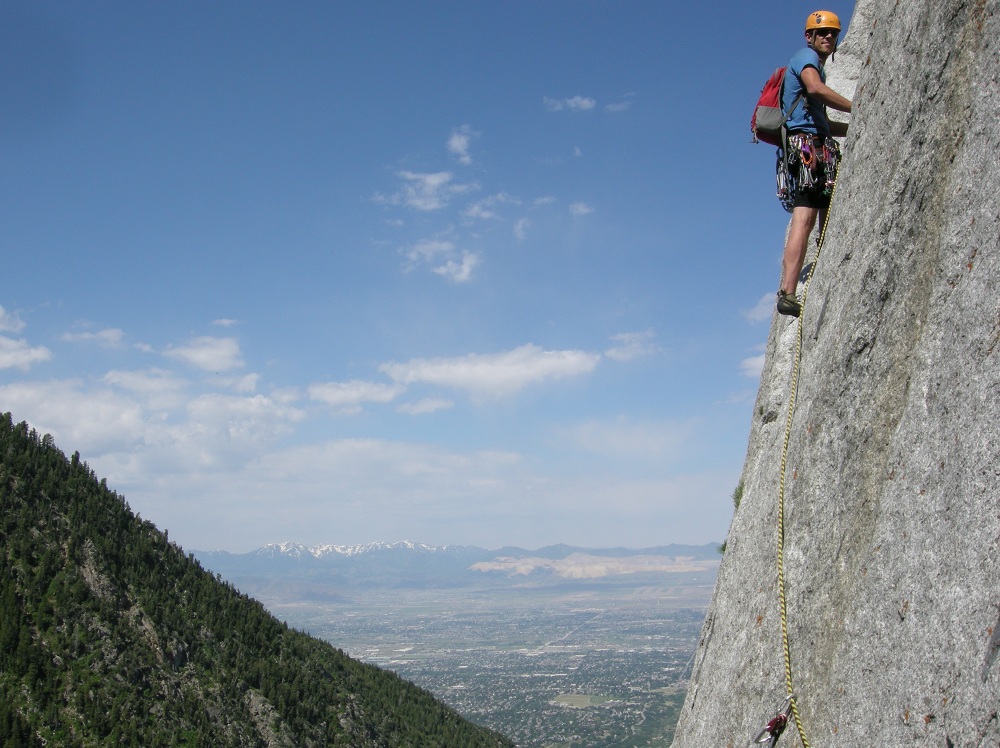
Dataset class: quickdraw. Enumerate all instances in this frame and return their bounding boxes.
[775,134,841,213]
[751,695,794,748]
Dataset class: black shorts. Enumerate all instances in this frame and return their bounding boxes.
[793,185,831,210]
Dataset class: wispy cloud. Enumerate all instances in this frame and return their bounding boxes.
[380,344,600,397]
[544,95,597,112]
[184,393,304,450]
[0,306,26,333]
[447,125,478,166]
[740,349,766,379]
[307,380,405,413]
[405,239,456,266]
[559,415,694,462]
[397,398,454,415]
[376,171,478,212]
[403,239,480,283]
[103,368,187,410]
[62,327,125,348]
[462,192,521,221]
[605,330,659,362]
[433,251,480,283]
[743,292,775,323]
[569,202,594,216]
[164,336,244,372]
[213,372,260,394]
[605,92,637,113]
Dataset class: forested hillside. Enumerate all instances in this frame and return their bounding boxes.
[0,413,513,747]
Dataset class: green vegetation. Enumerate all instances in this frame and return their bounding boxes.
[718,480,745,555]
[731,480,744,510]
[0,413,513,747]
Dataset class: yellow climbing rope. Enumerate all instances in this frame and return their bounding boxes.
[775,167,840,748]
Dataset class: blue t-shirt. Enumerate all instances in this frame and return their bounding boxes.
[782,47,830,135]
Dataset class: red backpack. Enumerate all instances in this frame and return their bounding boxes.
[751,67,804,146]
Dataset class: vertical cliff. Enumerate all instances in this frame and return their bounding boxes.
[671,1,1000,746]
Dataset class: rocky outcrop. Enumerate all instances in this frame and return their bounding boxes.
[671,2,1000,746]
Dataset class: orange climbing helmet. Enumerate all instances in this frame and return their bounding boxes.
[805,10,842,33]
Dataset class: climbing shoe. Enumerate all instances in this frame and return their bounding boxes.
[776,290,801,317]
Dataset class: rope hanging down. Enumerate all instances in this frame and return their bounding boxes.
[772,165,840,748]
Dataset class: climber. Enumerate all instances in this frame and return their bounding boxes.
[776,10,853,317]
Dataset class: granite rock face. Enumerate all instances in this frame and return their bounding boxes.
[670,2,1000,746]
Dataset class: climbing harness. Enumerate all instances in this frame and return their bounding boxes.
[750,695,794,748]
[776,134,841,213]
[765,161,841,748]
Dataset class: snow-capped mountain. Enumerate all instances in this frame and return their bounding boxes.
[250,540,479,560]
[193,540,721,596]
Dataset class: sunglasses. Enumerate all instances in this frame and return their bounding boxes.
[812,28,840,38]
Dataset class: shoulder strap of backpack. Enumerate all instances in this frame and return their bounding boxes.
[779,77,806,153]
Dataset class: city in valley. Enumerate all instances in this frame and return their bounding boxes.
[197,542,719,748]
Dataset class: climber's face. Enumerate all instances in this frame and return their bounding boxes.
[808,28,839,59]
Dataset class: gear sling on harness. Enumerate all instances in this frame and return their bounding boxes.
[777,133,841,213]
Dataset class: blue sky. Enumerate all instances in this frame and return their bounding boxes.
[0,1,855,552]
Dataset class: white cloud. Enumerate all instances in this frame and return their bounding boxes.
[462,203,496,220]
[0,335,52,370]
[307,380,405,412]
[404,240,480,282]
[405,239,455,267]
[740,351,766,379]
[213,318,240,328]
[569,202,594,216]
[378,171,478,212]
[544,96,597,112]
[213,372,260,393]
[605,93,636,113]
[560,416,693,462]
[0,379,151,456]
[62,328,125,348]
[514,218,529,241]
[156,438,531,548]
[743,292,775,323]
[1,374,304,472]
[605,330,659,362]
[396,398,454,415]
[433,251,480,283]
[142,438,733,551]
[103,368,187,410]
[164,336,244,372]
[447,125,478,166]
[185,393,304,449]
[462,192,520,221]
[0,306,26,333]
[380,344,600,397]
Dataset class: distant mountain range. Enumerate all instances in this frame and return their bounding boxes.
[193,540,721,595]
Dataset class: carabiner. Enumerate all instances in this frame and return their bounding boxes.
[751,695,793,747]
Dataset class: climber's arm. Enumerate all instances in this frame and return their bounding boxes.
[801,66,852,112]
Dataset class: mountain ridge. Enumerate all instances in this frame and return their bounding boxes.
[0,414,513,746]
[192,541,722,599]
[203,539,721,560]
